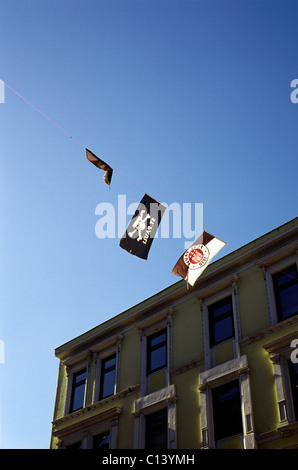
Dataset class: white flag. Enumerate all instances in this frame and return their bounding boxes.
[172,231,226,286]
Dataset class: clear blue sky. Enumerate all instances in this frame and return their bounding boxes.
[0,0,297,448]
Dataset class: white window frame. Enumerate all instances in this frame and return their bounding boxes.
[262,332,298,429]
[91,334,122,404]
[63,351,92,416]
[260,252,298,326]
[136,308,174,397]
[199,282,240,369]
[198,355,257,449]
[133,384,177,449]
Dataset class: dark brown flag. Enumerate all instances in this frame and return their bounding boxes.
[86,148,113,186]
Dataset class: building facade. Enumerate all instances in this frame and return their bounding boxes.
[50,217,298,449]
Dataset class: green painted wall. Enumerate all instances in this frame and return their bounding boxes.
[172,367,203,449]
[119,328,140,390]
[117,394,139,449]
[242,341,278,435]
[237,265,270,337]
[53,362,67,421]
[172,297,203,369]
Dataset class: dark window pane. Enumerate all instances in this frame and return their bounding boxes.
[212,380,243,441]
[212,301,232,318]
[209,297,234,347]
[66,441,82,449]
[278,285,298,318]
[147,329,167,374]
[150,332,166,347]
[146,409,168,449]
[103,356,116,370]
[101,369,116,398]
[213,316,234,344]
[100,354,116,399]
[275,266,297,288]
[273,265,298,321]
[93,432,110,450]
[73,370,86,383]
[70,383,85,412]
[69,369,86,413]
[150,346,166,371]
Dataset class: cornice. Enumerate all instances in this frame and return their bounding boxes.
[52,384,139,434]
[52,405,122,438]
[256,421,298,445]
[239,315,298,348]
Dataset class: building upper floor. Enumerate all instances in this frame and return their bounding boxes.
[51,217,298,448]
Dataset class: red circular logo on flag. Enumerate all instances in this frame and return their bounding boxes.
[188,248,204,264]
[184,244,209,270]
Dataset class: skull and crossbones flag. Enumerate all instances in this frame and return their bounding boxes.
[172,231,226,286]
[120,194,166,260]
[86,148,113,187]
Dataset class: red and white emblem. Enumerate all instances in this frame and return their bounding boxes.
[183,244,210,270]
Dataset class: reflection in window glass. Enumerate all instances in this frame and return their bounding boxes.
[100,354,116,399]
[209,297,234,347]
[145,409,168,449]
[273,265,298,321]
[147,329,167,374]
[69,369,87,413]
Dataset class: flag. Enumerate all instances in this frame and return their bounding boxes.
[86,148,113,186]
[120,193,166,260]
[172,231,226,286]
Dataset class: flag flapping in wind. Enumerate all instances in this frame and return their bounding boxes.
[86,148,113,186]
[172,231,226,286]
[120,193,166,260]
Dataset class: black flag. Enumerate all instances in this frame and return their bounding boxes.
[120,194,166,260]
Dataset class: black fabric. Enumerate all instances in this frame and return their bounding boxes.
[120,193,166,260]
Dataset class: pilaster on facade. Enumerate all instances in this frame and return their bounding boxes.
[262,331,298,428]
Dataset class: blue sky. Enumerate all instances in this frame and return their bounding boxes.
[0,0,297,448]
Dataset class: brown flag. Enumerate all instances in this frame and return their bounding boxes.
[86,148,113,186]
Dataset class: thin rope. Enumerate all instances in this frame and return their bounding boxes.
[4,82,85,148]
[5,82,298,278]
[4,81,146,194]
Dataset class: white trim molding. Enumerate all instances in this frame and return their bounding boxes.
[198,355,257,449]
[133,384,177,449]
[136,307,174,397]
[262,331,298,429]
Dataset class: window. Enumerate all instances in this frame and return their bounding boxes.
[212,380,243,441]
[99,354,116,399]
[145,409,168,449]
[273,264,298,322]
[208,296,234,347]
[65,441,82,449]
[133,384,177,449]
[93,431,110,449]
[147,329,167,374]
[288,361,298,421]
[69,369,87,413]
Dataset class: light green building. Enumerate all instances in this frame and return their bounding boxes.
[50,217,298,449]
